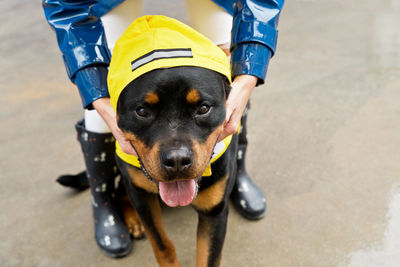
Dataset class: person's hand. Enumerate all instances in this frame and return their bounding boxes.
[219,74,258,141]
[92,97,138,156]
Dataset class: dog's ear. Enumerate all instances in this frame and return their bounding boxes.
[222,76,231,99]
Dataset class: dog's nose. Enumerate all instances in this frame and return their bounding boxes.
[161,147,193,173]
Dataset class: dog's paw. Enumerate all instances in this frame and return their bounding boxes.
[127,219,146,239]
[119,197,146,239]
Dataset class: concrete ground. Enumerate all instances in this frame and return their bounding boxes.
[1,0,400,266]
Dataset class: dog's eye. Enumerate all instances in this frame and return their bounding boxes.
[197,104,210,115]
[136,107,149,117]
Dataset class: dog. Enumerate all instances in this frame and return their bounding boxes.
[108,16,238,266]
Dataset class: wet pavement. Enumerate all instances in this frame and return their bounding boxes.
[1,0,400,266]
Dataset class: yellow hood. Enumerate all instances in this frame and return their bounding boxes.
[107,15,231,111]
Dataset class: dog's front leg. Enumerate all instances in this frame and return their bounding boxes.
[193,186,229,267]
[196,207,228,267]
[118,163,180,267]
[135,192,180,267]
[195,203,229,267]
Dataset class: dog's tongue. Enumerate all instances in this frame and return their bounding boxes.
[159,179,196,207]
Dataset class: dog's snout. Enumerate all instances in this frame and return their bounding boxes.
[161,147,193,173]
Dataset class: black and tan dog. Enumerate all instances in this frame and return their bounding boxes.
[116,66,237,266]
[108,16,238,266]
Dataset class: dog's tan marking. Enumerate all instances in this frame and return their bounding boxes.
[123,131,164,180]
[144,195,181,267]
[196,223,210,267]
[145,92,160,105]
[196,210,224,267]
[192,175,228,211]
[126,165,158,193]
[186,89,200,104]
[190,125,224,178]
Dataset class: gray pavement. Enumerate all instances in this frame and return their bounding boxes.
[1,0,400,266]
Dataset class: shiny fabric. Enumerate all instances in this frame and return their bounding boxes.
[74,65,109,108]
[42,0,284,108]
[231,0,284,83]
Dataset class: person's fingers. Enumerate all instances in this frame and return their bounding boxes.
[112,125,138,156]
[220,122,238,141]
[220,107,241,141]
[93,97,138,156]
[218,75,257,141]
[118,138,138,156]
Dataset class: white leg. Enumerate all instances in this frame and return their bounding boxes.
[84,109,110,133]
[102,0,144,51]
[184,0,232,46]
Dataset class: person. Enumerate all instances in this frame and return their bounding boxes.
[42,0,284,258]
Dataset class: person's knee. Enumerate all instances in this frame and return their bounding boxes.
[185,0,232,46]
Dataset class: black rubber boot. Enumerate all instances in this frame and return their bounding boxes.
[231,105,267,220]
[76,120,132,258]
